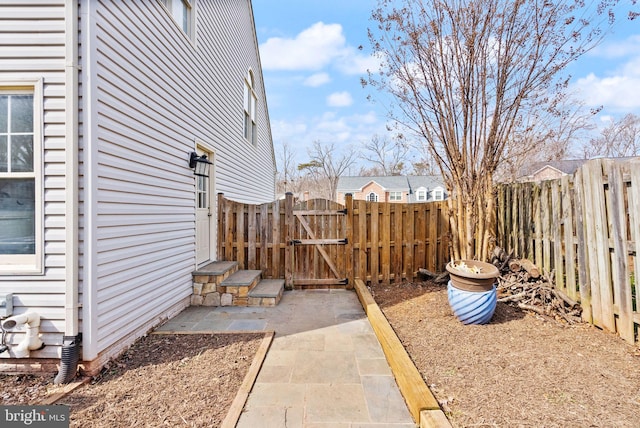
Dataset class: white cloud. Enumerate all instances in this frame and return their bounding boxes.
[327,91,353,107]
[574,71,640,112]
[572,34,640,114]
[270,119,308,142]
[259,22,346,71]
[599,115,614,124]
[589,34,640,59]
[335,49,381,75]
[259,22,380,77]
[270,111,387,151]
[304,73,331,87]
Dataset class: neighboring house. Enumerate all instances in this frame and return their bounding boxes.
[517,159,587,182]
[336,176,447,204]
[0,0,275,378]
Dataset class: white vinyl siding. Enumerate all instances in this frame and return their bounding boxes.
[80,0,276,361]
[0,0,276,368]
[0,0,68,360]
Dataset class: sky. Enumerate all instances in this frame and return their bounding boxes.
[251,1,640,170]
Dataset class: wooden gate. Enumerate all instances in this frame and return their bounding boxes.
[217,193,450,287]
[290,199,349,287]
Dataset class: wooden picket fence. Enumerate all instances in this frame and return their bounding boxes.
[496,158,640,344]
[217,193,450,288]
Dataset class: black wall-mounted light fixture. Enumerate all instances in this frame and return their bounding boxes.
[189,152,213,177]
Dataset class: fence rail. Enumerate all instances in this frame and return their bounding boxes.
[496,158,639,344]
[217,193,450,287]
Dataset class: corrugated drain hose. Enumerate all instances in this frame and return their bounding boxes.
[54,335,81,385]
[0,320,8,353]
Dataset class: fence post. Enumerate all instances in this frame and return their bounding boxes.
[271,199,281,279]
[345,194,354,289]
[607,161,634,343]
[217,193,225,260]
[573,166,592,323]
[284,193,294,289]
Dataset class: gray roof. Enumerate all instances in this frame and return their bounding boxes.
[518,159,587,178]
[337,176,410,192]
[406,175,445,190]
[337,175,447,202]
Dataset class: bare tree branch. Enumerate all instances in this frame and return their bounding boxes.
[581,114,640,158]
[367,0,622,260]
[360,134,410,175]
[299,141,357,200]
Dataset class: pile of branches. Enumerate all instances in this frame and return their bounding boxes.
[491,247,582,324]
[417,247,584,323]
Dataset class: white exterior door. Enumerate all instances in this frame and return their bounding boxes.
[195,147,215,266]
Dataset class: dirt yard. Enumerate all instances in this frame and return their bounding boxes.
[0,332,263,427]
[370,281,640,428]
[2,284,640,427]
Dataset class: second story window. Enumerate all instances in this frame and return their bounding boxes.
[389,191,402,201]
[244,70,257,146]
[367,192,378,202]
[433,187,444,201]
[416,189,426,201]
[161,0,193,38]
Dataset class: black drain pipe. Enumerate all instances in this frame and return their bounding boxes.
[54,334,81,385]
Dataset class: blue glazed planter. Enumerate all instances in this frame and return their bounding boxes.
[447,281,497,325]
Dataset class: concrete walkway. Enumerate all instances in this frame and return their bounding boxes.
[157,289,416,428]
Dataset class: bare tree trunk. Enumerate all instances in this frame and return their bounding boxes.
[447,194,460,261]
[463,197,473,260]
[480,175,496,261]
[367,0,623,262]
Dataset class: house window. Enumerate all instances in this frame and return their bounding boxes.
[416,189,426,201]
[243,70,257,146]
[433,187,444,201]
[0,84,42,274]
[389,191,402,201]
[160,0,193,38]
[366,192,378,202]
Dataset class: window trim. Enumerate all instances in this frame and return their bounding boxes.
[389,191,402,201]
[416,188,427,202]
[366,192,378,202]
[159,0,195,40]
[243,70,258,147]
[0,79,44,275]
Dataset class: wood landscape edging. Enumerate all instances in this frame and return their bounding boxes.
[353,279,452,428]
[41,330,274,428]
[151,330,274,428]
[220,331,274,428]
[38,376,91,405]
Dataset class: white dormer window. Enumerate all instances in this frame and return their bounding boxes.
[367,192,378,202]
[416,189,427,201]
[433,186,444,201]
[160,0,194,38]
[243,70,257,146]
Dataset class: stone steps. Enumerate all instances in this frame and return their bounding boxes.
[248,279,285,307]
[191,262,284,308]
[219,270,262,306]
